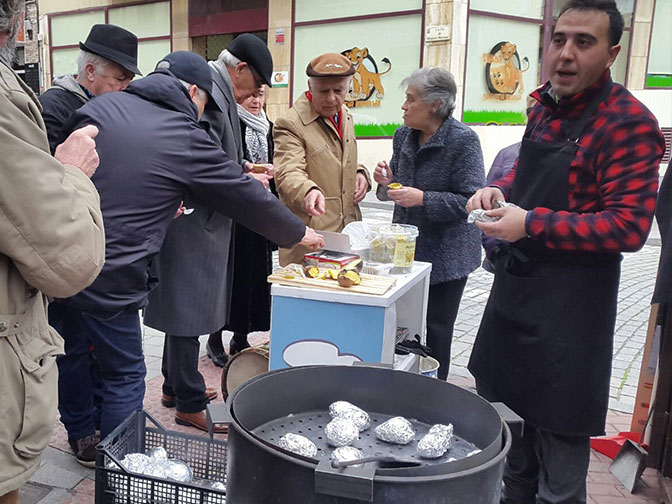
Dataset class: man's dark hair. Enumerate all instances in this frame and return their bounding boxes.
[559,0,624,46]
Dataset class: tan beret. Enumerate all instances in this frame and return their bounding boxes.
[306,53,355,77]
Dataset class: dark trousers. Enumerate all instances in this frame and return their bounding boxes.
[426,277,468,380]
[50,303,146,439]
[161,335,207,413]
[477,383,590,504]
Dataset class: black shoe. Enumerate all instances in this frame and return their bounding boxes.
[229,334,251,357]
[68,434,99,468]
[206,341,228,367]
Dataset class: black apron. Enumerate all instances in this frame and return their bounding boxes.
[468,83,621,436]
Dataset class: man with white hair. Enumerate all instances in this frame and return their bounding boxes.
[0,0,105,499]
[274,52,371,265]
[39,24,140,153]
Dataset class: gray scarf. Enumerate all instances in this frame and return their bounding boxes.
[237,104,270,163]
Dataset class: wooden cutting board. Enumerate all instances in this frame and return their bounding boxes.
[268,265,397,296]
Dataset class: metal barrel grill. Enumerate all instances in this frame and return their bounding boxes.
[210,365,522,503]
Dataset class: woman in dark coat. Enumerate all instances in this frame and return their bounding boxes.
[225,86,276,355]
[375,68,485,380]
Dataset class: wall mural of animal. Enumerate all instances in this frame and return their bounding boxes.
[482,41,529,95]
[341,47,391,102]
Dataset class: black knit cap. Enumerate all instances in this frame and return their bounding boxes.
[79,24,141,75]
[227,33,274,87]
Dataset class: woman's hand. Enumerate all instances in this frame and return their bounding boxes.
[374,160,394,185]
[388,186,423,207]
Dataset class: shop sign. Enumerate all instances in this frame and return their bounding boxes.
[340,46,391,109]
[272,70,289,88]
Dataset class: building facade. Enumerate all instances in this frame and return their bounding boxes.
[35,0,670,168]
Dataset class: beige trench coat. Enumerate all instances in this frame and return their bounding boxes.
[0,61,105,494]
[273,93,370,265]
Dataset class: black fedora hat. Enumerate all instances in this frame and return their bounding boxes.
[79,24,142,75]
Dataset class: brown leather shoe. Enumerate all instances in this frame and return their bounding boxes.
[175,410,228,433]
[161,387,218,408]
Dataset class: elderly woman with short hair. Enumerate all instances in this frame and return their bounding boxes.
[375,67,485,381]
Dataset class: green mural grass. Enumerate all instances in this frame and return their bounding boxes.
[463,110,527,125]
[645,74,672,88]
[354,123,401,137]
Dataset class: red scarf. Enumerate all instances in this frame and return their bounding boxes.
[306,91,343,139]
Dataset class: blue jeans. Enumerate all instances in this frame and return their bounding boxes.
[50,303,146,440]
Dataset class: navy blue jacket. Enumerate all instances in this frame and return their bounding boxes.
[61,71,305,315]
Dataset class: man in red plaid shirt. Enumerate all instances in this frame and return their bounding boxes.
[467,1,666,502]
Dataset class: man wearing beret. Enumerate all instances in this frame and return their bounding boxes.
[274,53,371,265]
[39,24,141,153]
[144,34,277,382]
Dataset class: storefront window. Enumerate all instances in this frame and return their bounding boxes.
[463,0,634,124]
[646,0,672,88]
[463,15,541,125]
[138,39,172,76]
[293,14,422,137]
[470,0,544,19]
[50,11,105,47]
[48,1,171,82]
[108,2,171,39]
[295,0,422,23]
[51,47,80,77]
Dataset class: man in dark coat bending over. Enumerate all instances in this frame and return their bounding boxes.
[467,1,665,502]
[49,51,323,442]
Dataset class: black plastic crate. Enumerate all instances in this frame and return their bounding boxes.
[95,410,227,503]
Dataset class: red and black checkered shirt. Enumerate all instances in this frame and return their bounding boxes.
[494,71,666,252]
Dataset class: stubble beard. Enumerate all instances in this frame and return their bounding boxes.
[0,14,20,67]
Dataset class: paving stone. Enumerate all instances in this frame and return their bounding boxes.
[30,463,84,490]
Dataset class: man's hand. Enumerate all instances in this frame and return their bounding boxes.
[388,186,423,208]
[374,160,393,185]
[303,189,325,217]
[466,187,505,212]
[54,125,100,178]
[173,201,186,220]
[354,172,368,205]
[252,163,274,176]
[250,172,273,189]
[300,227,325,250]
[476,206,529,242]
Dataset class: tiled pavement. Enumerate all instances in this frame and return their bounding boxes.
[20,201,668,503]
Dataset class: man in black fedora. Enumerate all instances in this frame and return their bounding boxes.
[39,24,141,154]
[38,23,141,467]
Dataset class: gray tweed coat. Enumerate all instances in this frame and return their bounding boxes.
[376,117,485,284]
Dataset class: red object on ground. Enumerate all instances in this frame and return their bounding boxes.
[590,432,649,459]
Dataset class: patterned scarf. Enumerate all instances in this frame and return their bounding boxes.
[237,104,270,163]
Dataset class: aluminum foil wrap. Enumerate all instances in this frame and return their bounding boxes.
[146,446,168,460]
[162,459,193,483]
[331,446,364,465]
[120,453,151,473]
[325,417,359,447]
[467,201,518,224]
[278,433,318,458]
[329,401,370,431]
[417,423,454,459]
[374,416,415,445]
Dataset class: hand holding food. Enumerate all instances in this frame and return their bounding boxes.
[374,160,393,185]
